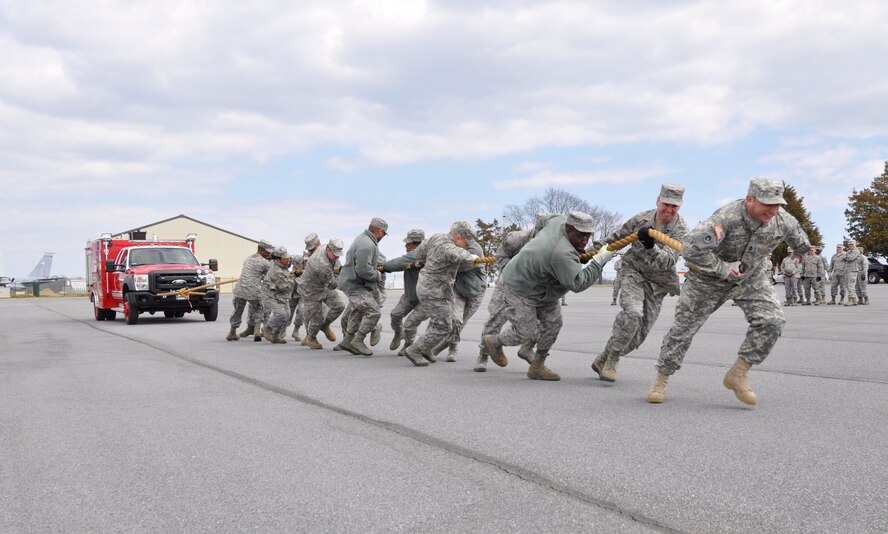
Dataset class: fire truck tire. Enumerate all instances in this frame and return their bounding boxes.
[93,296,105,321]
[124,293,139,325]
[203,303,218,322]
[105,310,117,321]
[174,311,185,318]
[163,311,176,318]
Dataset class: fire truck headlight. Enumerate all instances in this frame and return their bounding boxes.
[134,274,149,291]
[202,272,216,285]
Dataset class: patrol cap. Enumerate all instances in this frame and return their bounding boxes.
[304,233,319,248]
[659,183,685,206]
[258,239,274,252]
[450,221,477,243]
[748,178,787,205]
[403,228,425,244]
[369,217,389,234]
[327,238,344,256]
[565,211,595,233]
[847,239,857,245]
[272,246,288,258]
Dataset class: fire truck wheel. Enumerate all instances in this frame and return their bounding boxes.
[93,297,105,321]
[203,303,218,322]
[163,311,176,318]
[124,293,139,325]
[105,310,117,321]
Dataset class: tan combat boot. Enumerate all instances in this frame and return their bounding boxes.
[845,297,856,306]
[389,328,403,351]
[474,352,488,372]
[226,327,240,341]
[404,343,429,367]
[723,357,757,406]
[291,326,301,341]
[827,298,835,305]
[349,333,373,356]
[446,344,458,363]
[526,353,560,381]
[320,322,337,342]
[517,340,535,364]
[646,373,670,403]
[482,335,508,367]
[301,335,322,350]
[334,333,357,354]
[600,357,619,382]
[270,330,287,344]
[262,325,274,343]
[253,323,262,342]
[239,324,254,337]
[591,354,607,378]
[370,323,382,346]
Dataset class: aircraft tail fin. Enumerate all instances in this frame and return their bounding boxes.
[28,253,54,278]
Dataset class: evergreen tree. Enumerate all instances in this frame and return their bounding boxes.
[845,161,888,257]
[474,218,519,281]
[772,185,823,267]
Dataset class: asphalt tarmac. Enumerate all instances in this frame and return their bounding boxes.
[2,284,886,533]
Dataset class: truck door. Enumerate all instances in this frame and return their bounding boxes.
[111,249,128,299]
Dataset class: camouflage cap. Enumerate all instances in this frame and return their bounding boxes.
[659,183,685,206]
[272,246,288,258]
[847,239,857,246]
[403,228,425,244]
[304,233,319,248]
[327,238,344,256]
[748,178,787,205]
[566,211,595,233]
[450,221,477,243]
[369,217,389,234]
[258,239,274,252]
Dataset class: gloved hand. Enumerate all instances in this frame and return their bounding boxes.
[861,274,866,281]
[816,276,821,282]
[412,261,425,270]
[725,260,742,281]
[637,226,655,249]
[591,246,615,266]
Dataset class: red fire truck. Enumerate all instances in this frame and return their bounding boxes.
[86,233,219,324]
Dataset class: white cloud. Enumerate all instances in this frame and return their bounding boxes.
[494,165,676,189]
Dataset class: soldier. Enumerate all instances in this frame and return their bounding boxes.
[299,238,346,349]
[647,178,811,406]
[402,222,481,367]
[336,250,388,352]
[842,240,862,306]
[855,246,869,305]
[780,247,801,306]
[611,253,623,306]
[226,239,273,341]
[432,238,487,362]
[799,246,826,306]
[290,233,321,341]
[593,184,688,383]
[828,244,847,305]
[814,246,828,304]
[260,246,296,344]
[481,212,615,381]
[384,229,425,352]
[337,218,387,356]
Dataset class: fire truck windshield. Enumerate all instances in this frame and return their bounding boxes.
[129,248,199,267]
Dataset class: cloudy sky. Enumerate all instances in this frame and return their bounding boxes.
[1,0,886,277]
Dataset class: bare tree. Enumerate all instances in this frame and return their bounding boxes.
[504,187,622,241]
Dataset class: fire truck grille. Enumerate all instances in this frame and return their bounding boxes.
[152,272,202,291]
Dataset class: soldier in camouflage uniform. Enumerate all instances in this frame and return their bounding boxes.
[299,239,346,349]
[593,184,688,383]
[336,218,387,356]
[648,178,811,406]
[384,229,425,352]
[780,248,801,306]
[611,253,623,305]
[337,250,387,351]
[226,239,274,341]
[814,247,828,304]
[828,244,847,304]
[261,247,297,344]
[289,233,321,341]
[402,222,481,367]
[799,246,827,305]
[842,240,862,306]
[482,212,615,381]
[431,239,487,362]
[855,245,869,305]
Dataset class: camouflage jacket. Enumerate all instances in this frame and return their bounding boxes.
[684,200,810,286]
[232,252,271,300]
[494,229,533,271]
[413,233,476,300]
[843,248,863,272]
[781,256,800,277]
[260,261,296,304]
[298,248,339,299]
[763,259,773,274]
[502,215,605,303]
[605,208,688,295]
[384,249,421,306]
[454,241,487,300]
[338,230,381,293]
[801,255,826,278]
[829,252,847,274]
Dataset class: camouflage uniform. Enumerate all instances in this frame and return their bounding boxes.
[842,247,862,303]
[611,255,623,304]
[407,231,477,355]
[299,247,346,338]
[342,252,387,332]
[800,251,826,304]
[815,251,828,302]
[444,241,487,356]
[339,229,383,336]
[829,250,847,302]
[261,257,297,336]
[855,252,868,304]
[602,207,688,366]
[780,254,801,305]
[385,246,422,340]
[229,251,271,329]
[656,198,810,376]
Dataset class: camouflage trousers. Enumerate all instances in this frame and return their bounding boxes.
[390,294,418,333]
[612,272,622,302]
[410,297,455,353]
[303,290,346,337]
[784,275,799,302]
[657,270,785,376]
[603,272,668,363]
[262,299,291,332]
[489,283,562,353]
[814,278,825,301]
[445,293,484,347]
[830,274,846,300]
[855,272,868,300]
[229,297,263,328]
[344,290,382,335]
[841,272,860,301]
[288,293,303,327]
[800,277,816,302]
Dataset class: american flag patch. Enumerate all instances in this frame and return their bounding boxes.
[714,224,725,241]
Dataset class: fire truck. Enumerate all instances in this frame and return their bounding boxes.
[86,233,219,324]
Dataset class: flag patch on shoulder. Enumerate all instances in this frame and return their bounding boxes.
[713,224,725,241]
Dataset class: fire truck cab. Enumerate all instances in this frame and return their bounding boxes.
[86,233,219,324]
